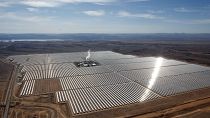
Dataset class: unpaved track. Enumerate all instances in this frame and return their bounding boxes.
[3,64,16,118]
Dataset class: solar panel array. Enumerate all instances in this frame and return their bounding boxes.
[119,64,210,86]
[20,80,35,96]
[56,82,160,114]
[150,70,210,96]
[105,60,187,72]
[59,73,131,90]
[8,51,210,115]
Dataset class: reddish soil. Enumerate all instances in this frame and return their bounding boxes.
[0,60,13,103]
[33,79,62,95]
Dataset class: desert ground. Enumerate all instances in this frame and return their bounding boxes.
[1,40,210,66]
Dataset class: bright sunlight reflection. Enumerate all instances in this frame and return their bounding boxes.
[140,57,163,102]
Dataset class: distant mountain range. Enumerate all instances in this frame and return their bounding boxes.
[0,33,210,41]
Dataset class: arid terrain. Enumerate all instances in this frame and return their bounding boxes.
[1,40,210,118]
[0,59,14,117]
[1,40,210,66]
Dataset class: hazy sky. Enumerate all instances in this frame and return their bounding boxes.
[0,0,210,33]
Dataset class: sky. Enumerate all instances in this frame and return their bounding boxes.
[0,0,210,33]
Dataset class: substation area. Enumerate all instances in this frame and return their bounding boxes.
[7,51,210,117]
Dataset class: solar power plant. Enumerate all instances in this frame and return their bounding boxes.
[8,51,210,115]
